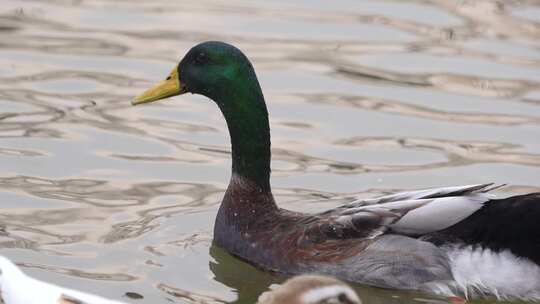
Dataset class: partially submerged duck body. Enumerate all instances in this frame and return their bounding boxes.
[214,177,540,300]
[133,41,540,301]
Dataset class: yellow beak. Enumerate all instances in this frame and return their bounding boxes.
[132,64,186,105]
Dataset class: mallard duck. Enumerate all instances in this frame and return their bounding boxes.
[257,275,361,304]
[132,41,540,301]
[0,256,127,304]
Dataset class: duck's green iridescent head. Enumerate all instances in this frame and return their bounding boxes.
[132,41,262,107]
[133,41,271,190]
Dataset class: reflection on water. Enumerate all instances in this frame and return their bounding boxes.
[0,0,539,303]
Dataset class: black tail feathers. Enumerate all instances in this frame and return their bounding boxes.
[430,192,540,264]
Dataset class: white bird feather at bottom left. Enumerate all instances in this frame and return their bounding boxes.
[0,256,128,304]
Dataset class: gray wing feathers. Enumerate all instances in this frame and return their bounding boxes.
[347,183,498,207]
[325,184,501,238]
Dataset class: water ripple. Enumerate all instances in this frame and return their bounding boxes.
[1,0,539,303]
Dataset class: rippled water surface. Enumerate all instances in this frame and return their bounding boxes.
[1,0,540,303]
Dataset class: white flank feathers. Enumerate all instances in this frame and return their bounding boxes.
[428,247,540,301]
[301,285,360,304]
[0,256,128,304]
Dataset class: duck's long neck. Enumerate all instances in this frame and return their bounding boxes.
[214,77,271,192]
[211,68,279,253]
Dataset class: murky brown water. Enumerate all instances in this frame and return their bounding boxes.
[1,0,539,303]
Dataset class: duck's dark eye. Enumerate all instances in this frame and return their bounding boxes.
[337,293,356,304]
[195,52,209,64]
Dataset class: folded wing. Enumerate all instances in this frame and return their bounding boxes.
[314,183,500,239]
